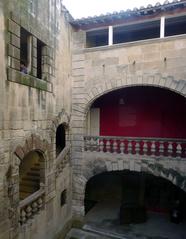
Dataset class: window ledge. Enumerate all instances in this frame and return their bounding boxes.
[7,68,52,92]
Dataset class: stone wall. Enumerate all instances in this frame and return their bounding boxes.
[71,32,186,219]
[0,1,73,239]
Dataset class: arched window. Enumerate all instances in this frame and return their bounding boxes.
[60,189,67,207]
[56,124,66,157]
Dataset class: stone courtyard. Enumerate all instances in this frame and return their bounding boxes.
[0,1,186,239]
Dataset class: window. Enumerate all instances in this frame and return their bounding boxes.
[37,39,45,79]
[28,0,36,15]
[165,15,186,37]
[113,20,160,44]
[86,28,108,47]
[20,28,32,74]
[60,189,67,206]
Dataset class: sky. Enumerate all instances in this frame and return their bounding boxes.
[63,0,167,19]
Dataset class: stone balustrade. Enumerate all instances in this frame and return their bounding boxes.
[84,136,186,158]
[19,187,45,225]
[55,145,71,177]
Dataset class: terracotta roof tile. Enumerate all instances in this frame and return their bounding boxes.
[68,0,186,29]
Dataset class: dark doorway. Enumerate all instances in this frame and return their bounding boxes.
[56,124,66,157]
[84,170,186,238]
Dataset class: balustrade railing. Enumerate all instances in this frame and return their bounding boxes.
[56,145,71,177]
[84,136,186,158]
[19,186,45,224]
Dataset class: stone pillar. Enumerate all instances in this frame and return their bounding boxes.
[109,26,113,46]
[160,16,165,38]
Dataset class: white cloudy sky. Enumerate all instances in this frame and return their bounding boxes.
[63,0,167,19]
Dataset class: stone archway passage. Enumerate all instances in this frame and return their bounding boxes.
[84,170,186,239]
[89,86,186,138]
[19,150,44,200]
[14,134,47,200]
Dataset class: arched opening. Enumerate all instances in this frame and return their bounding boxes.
[87,86,186,138]
[56,124,66,157]
[84,171,186,238]
[19,151,45,200]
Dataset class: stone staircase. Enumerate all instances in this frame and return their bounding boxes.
[19,163,40,200]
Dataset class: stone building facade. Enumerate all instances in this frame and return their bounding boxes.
[0,1,72,239]
[0,0,186,239]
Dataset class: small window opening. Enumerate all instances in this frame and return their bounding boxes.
[56,124,66,157]
[28,0,36,15]
[113,20,160,44]
[37,39,45,79]
[165,15,186,37]
[86,28,108,47]
[20,28,32,74]
[60,189,67,206]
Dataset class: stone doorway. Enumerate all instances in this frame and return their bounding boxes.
[84,171,186,239]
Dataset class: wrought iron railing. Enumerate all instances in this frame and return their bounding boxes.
[84,136,186,158]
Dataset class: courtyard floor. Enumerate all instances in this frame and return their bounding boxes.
[66,201,186,239]
[83,201,186,239]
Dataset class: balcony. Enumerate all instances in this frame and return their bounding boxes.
[84,136,186,159]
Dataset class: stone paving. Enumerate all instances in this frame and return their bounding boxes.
[85,202,186,239]
[66,201,186,239]
[65,228,119,239]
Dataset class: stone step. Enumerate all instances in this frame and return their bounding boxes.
[19,185,39,193]
[30,167,40,172]
[65,228,124,239]
[20,180,39,187]
[22,176,40,182]
[27,171,40,177]
[20,191,31,200]
[83,225,126,239]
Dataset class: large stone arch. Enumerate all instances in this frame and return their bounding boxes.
[71,74,186,218]
[73,158,186,217]
[5,134,49,233]
[72,74,186,120]
[13,134,49,188]
[14,134,49,162]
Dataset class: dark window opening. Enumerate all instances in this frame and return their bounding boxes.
[60,189,67,206]
[113,20,160,44]
[56,124,66,157]
[165,15,186,37]
[86,29,108,47]
[20,28,31,74]
[37,40,45,79]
